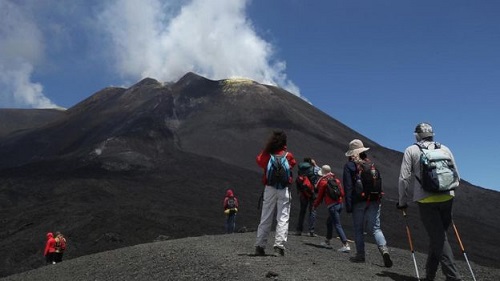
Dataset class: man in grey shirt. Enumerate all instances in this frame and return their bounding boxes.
[398,122,462,281]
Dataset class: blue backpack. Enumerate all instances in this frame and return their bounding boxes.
[266,152,291,189]
[415,142,459,192]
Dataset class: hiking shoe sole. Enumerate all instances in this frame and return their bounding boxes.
[273,246,285,256]
[320,242,333,249]
[254,246,266,256]
[338,246,350,253]
[349,256,365,263]
[383,252,393,267]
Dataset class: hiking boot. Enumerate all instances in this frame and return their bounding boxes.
[349,255,365,263]
[337,243,350,253]
[379,246,393,268]
[308,232,318,237]
[273,246,285,256]
[254,246,265,256]
[320,240,332,249]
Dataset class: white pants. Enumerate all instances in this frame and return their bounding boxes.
[255,185,291,249]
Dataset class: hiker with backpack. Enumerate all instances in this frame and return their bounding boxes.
[54,231,67,263]
[397,122,462,281]
[44,232,56,265]
[223,189,239,234]
[254,130,296,256]
[312,165,350,252]
[343,139,392,267]
[294,157,320,237]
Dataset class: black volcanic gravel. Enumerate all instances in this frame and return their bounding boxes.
[2,232,498,281]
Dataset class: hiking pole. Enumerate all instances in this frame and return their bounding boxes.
[402,210,421,280]
[452,220,477,281]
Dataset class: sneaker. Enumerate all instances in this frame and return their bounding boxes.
[320,240,333,249]
[349,255,365,263]
[309,232,318,237]
[337,243,350,253]
[254,246,265,256]
[273,246,285,256]
[379,245,393,268]
[382,252,393,268]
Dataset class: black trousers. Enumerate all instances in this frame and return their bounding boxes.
[418,199,461,280]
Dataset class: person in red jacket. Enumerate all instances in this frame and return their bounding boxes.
[223,189,239,234]
[44,232,56,265]
[313,165,350,252]
[254,130,296,257]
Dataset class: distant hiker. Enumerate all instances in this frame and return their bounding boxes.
[294,157,320,237]
[312,165,350,252]
[223,189,239,234]
[343,139,392,267]
[54,231,67,263]
[44,232,56,265]
[254,130,296,256]
[397,122,462,281]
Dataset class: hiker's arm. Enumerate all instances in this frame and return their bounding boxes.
[398,147,413,208]
[312,180,325,209]
[343,163,355,213]
[256,151,270,169]
[286,152,297,168]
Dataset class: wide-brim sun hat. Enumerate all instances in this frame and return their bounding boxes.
[345,139,370,157]
[317,165,331,176]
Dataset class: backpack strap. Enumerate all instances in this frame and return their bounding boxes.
[415,141,440,150]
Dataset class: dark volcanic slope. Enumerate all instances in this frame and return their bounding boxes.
[0,73,499,278]
[2,232,499,281]
[0,108,65,137]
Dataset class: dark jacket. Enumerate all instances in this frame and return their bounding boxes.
[343,160,357,212]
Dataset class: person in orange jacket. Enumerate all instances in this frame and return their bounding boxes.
[44,232,56,265]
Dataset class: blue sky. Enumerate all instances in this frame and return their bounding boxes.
[1,0,498,191]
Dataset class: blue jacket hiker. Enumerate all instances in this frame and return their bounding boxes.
[343,139,392,268]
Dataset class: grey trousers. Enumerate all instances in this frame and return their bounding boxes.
[418,199,461,281]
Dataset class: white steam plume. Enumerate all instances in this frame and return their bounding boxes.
[0,0,58,108]
[98,0,300,95]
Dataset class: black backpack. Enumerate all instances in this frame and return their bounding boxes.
[227,197,236,209]
[266,153,291,189]
[326,177,342,200]
[355,161,383,201]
